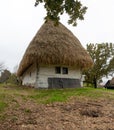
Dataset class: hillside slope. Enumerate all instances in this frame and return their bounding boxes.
[0,85,114,130]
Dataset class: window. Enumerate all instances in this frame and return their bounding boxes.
[55,67,61,74]
[55,67,68,74]
[62,67,68,74]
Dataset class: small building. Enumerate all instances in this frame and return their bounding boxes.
[17,20,93,88]
[104,77,114,89]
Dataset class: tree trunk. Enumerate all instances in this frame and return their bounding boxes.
[93,77,97,88]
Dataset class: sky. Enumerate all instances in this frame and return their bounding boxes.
[0,0,114,73]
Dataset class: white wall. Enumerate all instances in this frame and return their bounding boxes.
[22,65,82,88]
[37,65,81,88]
[22,64,36,87]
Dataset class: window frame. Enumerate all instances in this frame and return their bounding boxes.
[55,67,68,74]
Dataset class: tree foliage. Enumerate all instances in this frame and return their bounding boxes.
[0,69,11,83]
[6,74,19,85]
[84,43,114,88]
[35,0,87,26]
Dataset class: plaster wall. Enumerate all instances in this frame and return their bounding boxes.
[36,66,81,88]
[22,64,36,87]
[22,65,82,88]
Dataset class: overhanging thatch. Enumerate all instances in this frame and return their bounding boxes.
[17,20,93,76]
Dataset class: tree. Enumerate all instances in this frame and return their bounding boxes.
[83,43,114,88]
[6,73,19,85]
[35,0,87,26]
[0,69,11,83]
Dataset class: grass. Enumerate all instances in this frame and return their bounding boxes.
[0,83,114,108]
[29,87,114,103]
[0,102,8,112]
[0,92,8,112]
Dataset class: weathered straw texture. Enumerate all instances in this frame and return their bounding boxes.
[110,77,114,85]
[17,20,93,76]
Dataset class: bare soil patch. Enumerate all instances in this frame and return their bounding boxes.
[0,96,114,130]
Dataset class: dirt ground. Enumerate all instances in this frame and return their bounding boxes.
[0,97,114,130]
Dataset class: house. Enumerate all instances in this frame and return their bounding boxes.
[17,20,93,88]
[104,77,114,89]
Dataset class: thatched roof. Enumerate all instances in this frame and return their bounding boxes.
[17,20,93,76]
[110,77,114,85]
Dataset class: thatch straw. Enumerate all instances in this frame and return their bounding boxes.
[17,20,93,76]
[110,77,114,85]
